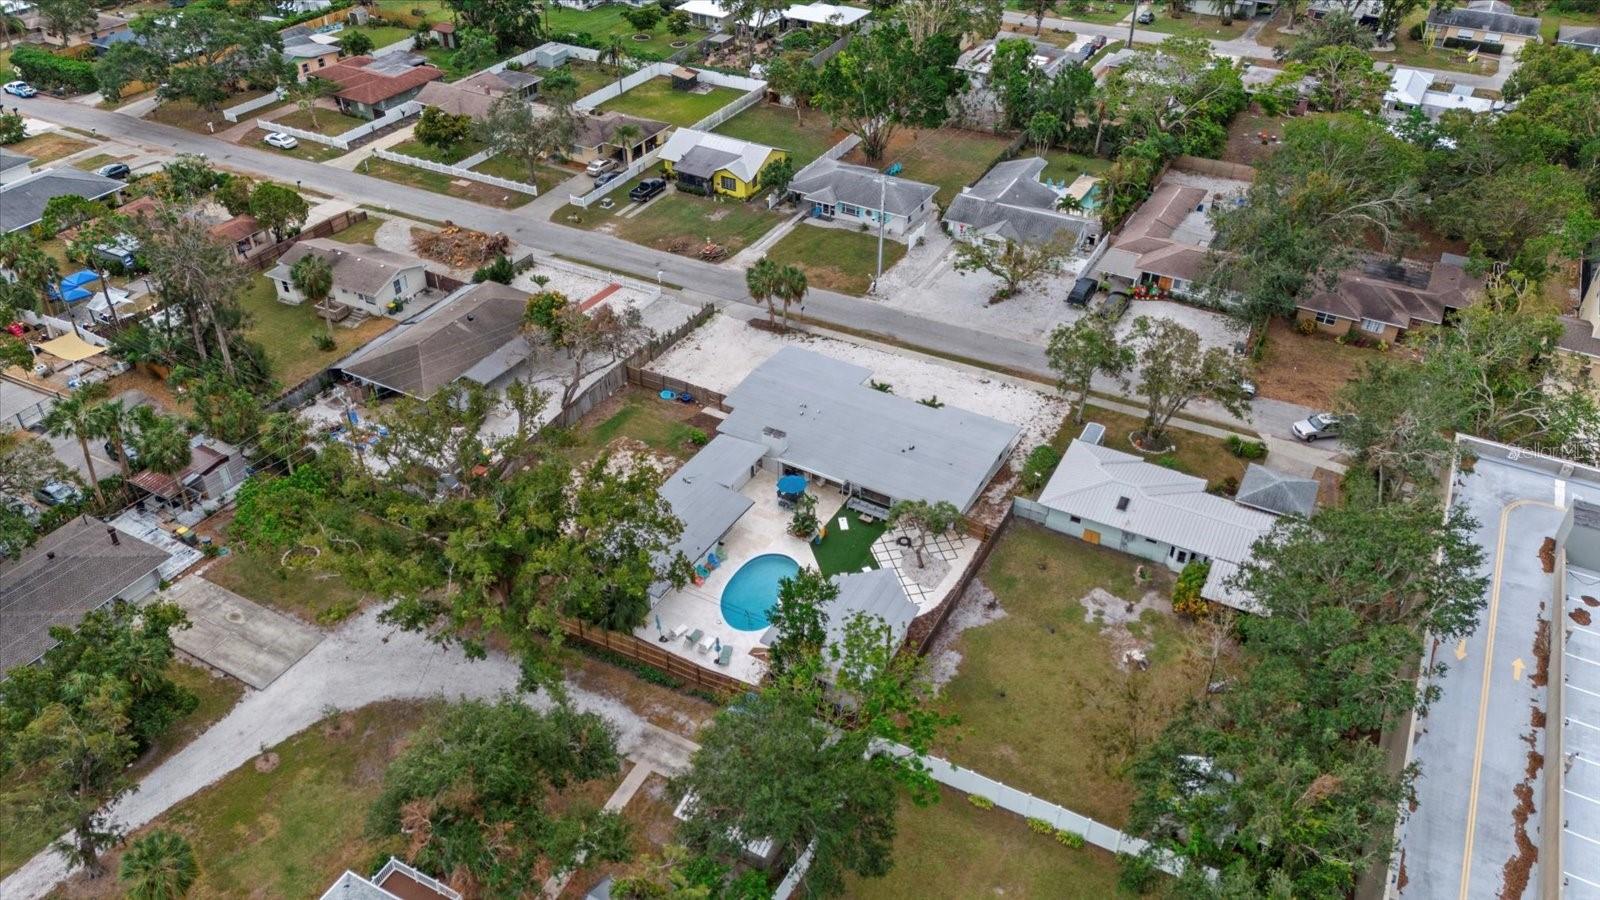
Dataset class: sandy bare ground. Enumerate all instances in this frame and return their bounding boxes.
[1079,586,1171,671]
[925,578,1009,690]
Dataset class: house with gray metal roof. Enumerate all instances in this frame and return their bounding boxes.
[1234,463,1317,518]
[1558,22,1600,51]
[945,156,1101,249]
[717,347,1020,513]
[788,158,938,242]
[320,857,460,900]
[337,281,531,399]
[759,567,917,660]
[653,434,767,596]
[1033,439,1279,611]
[0,167,124,235]
[0,516,170,675]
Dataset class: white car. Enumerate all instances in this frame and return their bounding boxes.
[586,157,620,177]
[263,131,299,150]
[3,81,37,98]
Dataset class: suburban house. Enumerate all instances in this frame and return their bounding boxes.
[788,158,939,242]
[0,167,124,235]
[715,346,1021,513]
[1032,440,1280,612]
[337,281,532,400]
[83,12,130,52]
[280,24,342,80]
[1095,172,1249,298]
[210,213,275,264]
[571,111,671,167]
[321,858,460,900]
[415,68,542,120]
[127,435,251,508]
[1307,0,1382,26]
[1187,0,1274,17]
[956,35,1074,87]
[0,148,33,186]
[1293,253,1483,342]
[1557,24,1600,52]
[944,156,1101,250]
[659,128,787,199]
[1384,67,1494,120]
[267,239,431,318]
[318,54,445,119]
[673,0,866,32]
[1422,0,1542,54]
[779,2,870,30]
[759,568,918,664]
[0,516,170,674]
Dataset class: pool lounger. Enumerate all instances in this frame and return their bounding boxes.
[697,633,716,654]
[684,628,704,647]
[715,645,733,667]
[668,623,690,641]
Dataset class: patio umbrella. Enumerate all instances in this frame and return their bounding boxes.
[776,474,807,496]
[714,637,721,653]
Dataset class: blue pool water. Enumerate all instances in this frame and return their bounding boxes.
[720,553,801,631]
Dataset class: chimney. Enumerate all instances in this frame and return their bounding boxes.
[107,527,120,546]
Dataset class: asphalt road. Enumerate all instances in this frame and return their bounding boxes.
[19,95,1327,445]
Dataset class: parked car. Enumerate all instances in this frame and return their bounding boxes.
[629,177,667,203]
[586,157,621,177]
[263,131,299,150]
[1089,289,1131,321]
[1136,6,1154,23]
[1291,413,1343,442]
[33,480,83,507]
[95,162,131,180]
[1066,276,1098,307]
[1086,34,1108,53]
[3,81,37,98]
[594,170,622,188]
[103,438,139,466]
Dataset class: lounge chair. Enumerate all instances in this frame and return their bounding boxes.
[715,645,733,667]
[668,623,690,641]
[684,628,704,646]
[706,552,721,568]
[697,633,716,654]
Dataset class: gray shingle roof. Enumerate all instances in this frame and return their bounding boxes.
[338,281,530,398]
[944,157,1098,245]
[788,158,938,219]
[1426,0,1542,38]
[0,517,169,674]
[1234,463,1318,518]
[0,167,123,234]
[717,347,1019,511]
[0,147,32,173]
[268,239,425,297]
[1558,24,1600,46]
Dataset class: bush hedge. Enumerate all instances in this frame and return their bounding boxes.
[12,46,98,94]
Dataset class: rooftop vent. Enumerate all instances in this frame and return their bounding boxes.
[1115,496,1130,511]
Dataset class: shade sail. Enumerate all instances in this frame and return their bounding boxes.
[34,332,105,362]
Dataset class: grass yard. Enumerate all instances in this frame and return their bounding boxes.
[936,522,1225,827]
[71,152,125,171]
[340,24,415,50]
[546,5,702,58]
[763,224,908,296]
[841,126,1013,207]
[1000,22,1078,46]
[1009,0,1137,25]
[270,106,369,137]
[810,505,886,576]
[390,136,486,165]
[597,77,742,128]
[236,276,396,390]
[713,103,845,167]
[47,702,438,899]
[844,785,1137,898]
[145,91,273,134]
[559,59,628,99]
[373,0,453,24]
[204,549,373,626]
[246,127,348,162]
[1040,148,1112,183]
[1057,403,1248,490]
[1534,6,1600,42]
[359,155,535,209]
[0,661,243,878]
[569,386,709,462]
[7,131,93,164]
[1141,11,1251,39]
[471,153,574,194]
[558,169,787,258]
[329,214,385,245]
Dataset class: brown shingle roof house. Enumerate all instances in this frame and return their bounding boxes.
[0,517,170,674]
[1094,172,1251,296]
[319,54,444,117]
[337,281,533,399]
[1295,253,1483,342]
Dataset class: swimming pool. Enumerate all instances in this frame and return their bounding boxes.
[720,553,801,631]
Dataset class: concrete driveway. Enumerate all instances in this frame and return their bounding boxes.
[0,378,116,485]
[158,575,323,689]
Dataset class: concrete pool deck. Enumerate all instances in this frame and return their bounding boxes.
[636,468,848,685]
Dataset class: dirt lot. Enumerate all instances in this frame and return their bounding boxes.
[1252,317,1379,409]
[1222,108,1291,168]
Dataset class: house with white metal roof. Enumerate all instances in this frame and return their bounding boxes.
[1032,440,1279,611]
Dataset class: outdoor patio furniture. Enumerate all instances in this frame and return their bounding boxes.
[715,645,733,667]
[668,623,690,641]
[684,628,704,646]
[697,633,716,654]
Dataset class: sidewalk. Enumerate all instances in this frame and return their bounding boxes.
[323,122,417,171]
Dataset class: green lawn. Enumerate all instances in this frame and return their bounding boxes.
[145,90,274,134]
[72,152,126,172]
[1370,10,1501,75]
[1000,22,1078,46]
[597,77,743,127]
[810,505,886,576]
[251,127,348,162]
[374,0,453,24]
[269,106,369,137]
[844,127,1014,207]
[236,277,396,390]
[1140,11,1250,39]
[359,155,535,209]
[845,786,1139,898]
[713,103,843,167]
[329,214,385,245]
[471,153,574,193]
[1534,6,1600,42]
[558,167,787,257]
[560,59,628,99]
[1040,148,1113,183]
[0,661,243,878]
[390,136,486,165]
[763,224,907,296]
[571,387,708,462]
[936,522,1225,827]
[1009,0,1137,25]
[546,5,703,58]
[340,24,415,50]
[204,549,372,626]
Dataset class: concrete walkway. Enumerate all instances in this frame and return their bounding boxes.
[0,607,700,900]
[324,122,417,171]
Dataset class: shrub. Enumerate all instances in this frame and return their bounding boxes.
[1225,435,1267,459]
[1171,559,1212,619]
[684,427,709,447]
[1020,445,1062,492]
[12,46,98,94]
[0,111,24,145]
[1295,316,1317,336]
[1027,817,1054,835]
[473,254,516,284]
[1407,21,1424,40]
[967,793,994,810]
[313,333,337,352]
[1054,828,1086,848]
[1118,851,1159,894]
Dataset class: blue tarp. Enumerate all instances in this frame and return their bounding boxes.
[776,474,807,495]
[51,270,102,304]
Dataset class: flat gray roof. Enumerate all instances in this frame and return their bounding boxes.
[656,434,767,587]
[717,347,1019,512]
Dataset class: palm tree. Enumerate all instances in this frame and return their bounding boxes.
[290,254,335,342]
[119,831,198,900]
[745,257,781,326]
[285,77,338,130]
[613,122,643,164]
[773,263,807,330]
[131,407,193,509]
[259,411,309,474]
[0,234,64,335]
[602,35,628,83]
[85,398,139,479]
[40,384,110,506]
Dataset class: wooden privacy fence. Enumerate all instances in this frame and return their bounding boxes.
[626,367,728,411]
[560,618,747,695]
[243,209,370,272]
[907,504,1012,655]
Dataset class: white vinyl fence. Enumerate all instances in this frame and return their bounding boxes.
[372,147,540,196]
[574,61,764,110]
[256,100,422,151]
[222,89,285,123]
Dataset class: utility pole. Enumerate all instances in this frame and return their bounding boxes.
[873,172,886,294]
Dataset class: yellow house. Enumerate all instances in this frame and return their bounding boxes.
[658,128,787,200]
